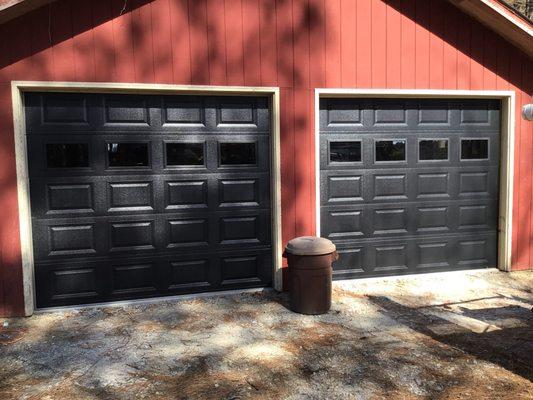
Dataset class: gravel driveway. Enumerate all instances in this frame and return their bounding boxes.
[1,269,532,399]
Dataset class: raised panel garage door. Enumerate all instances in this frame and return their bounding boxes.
[25,92,272,308]
[320,98,500,279]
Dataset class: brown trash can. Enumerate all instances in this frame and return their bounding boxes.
[283,236,338,315]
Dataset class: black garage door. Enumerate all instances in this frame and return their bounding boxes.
[320,98,500,279]
[26,92,272,308]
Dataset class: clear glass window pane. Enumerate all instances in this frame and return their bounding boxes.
[220,142,256,165]
[108,143,149,167]
[330,141,361,162]
[46,143,89,168]
[461,139,489,160]
[375,139,406,162]
[166,143,204,166]
[419,139,448,160]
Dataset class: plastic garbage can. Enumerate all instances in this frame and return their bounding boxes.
[283,236,338,315]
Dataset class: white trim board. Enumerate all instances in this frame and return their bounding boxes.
[11,81,283,316]
[314,88,515,274]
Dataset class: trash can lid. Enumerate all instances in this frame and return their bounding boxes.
[285,236,336,256]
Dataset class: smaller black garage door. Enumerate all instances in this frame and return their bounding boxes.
[25,92,273,308]
[320,98,500,279]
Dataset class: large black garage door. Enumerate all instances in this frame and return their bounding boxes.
[320,98,500,279]
[26,92,272,308]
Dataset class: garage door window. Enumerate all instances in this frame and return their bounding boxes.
[107,143,149,167]
[329,141,361,163]
[46,143,89,168]
[418,139,448,161]
[220,142,256,165]
[166,142,205,166]
[375,139,406,162]
[461,139,489,160]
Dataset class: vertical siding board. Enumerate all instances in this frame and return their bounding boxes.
[224,0,245,86]
[371,0,387,88]
[6,17,33,81]
[242,0,261,86]
[280,88,295,250]
[49,1,76,81]
[131,0,155,83]
[399,0,416,88]
[355,0,371,87]
[188,0,210,85]
[442,2,458,90]
[456,12,471,89]
[111,0,136,82]
[150,0,174,84]
[428,0,444,89]
[309,0,325,88]
[0,25,11,82]
[293,88,312,236]
[259,0,277,86]
[340,0,356,87]
[71,1,96,82]
[385,0,401,88]
[325,0,341,87]
[469,20,484,90]
[169,0,192,85]
[496,36,510,91]
[482,31,497,89]
[527,58,533,271]
[276,0,294,87]
[414,0,430,89]
[206,0,227,86]
[92,0,116,82]
[293,0,311,89]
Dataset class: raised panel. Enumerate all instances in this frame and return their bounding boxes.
[417,207,448,232]
[220,216,260,244]
[219,179,259,206]
[459,205,488,228]
[334,248,364,272]
[169,260,209,287]
[418,103,449,124]
[112,263,156,293]
[47,184,93,212]
[105,97,148,124]
[326,211,363,239]
[52,268,97,298]
[461,105,489,124]
[327,102,361,125]
[374,245,407,271]
[458,240,487,265]
[166,181,207,209]
[418,243,449,268]
[373,209,407,234]
[374,103,406,124]
[49,225,96,255]
[43,95,87,123]
[374,175,407,200]
[327,176,362,202]
[417,173,449,198]
[221,256,259,283]
[218,101,256,125]
[163,98,204,124]
[110,221,155,250]
[459,172,489,195]
[167,219,208,247]
[108,182,153,211]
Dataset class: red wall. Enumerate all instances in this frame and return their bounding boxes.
[0,0,531,316]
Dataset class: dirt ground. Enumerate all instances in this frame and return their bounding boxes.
[1,269,532,400]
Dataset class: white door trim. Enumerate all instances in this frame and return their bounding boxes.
[314,88,515,274]
[11,81,283,316]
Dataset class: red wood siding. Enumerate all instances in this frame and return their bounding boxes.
[0,0,531,316]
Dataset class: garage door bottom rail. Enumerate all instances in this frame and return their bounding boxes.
[35,249,272,308]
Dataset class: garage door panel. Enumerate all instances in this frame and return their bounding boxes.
[321,98,500,278]
[27,93,273,308]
